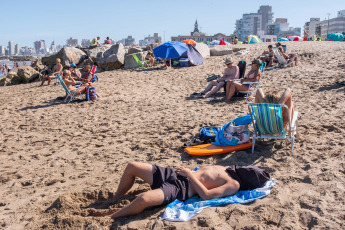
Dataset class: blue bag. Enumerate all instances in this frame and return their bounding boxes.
[198,127,220,143]
[85,85,98,101]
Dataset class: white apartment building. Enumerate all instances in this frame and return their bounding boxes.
[320,10,345,39]
[139,33,162,47]
[304,18,321,36]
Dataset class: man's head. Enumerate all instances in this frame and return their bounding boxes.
[268,45,273,51]
[97,37,100,40]
[106,37,109,40]
[235,37,238,39]
[83,64,91,72]
[275,42,282,47]
[224,57,234,67]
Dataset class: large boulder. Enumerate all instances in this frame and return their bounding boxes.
[124,51,148,69]
[87,45,112,63]
[16,66,39,83]
[210,46,233,56]
[0,77,12,86]
[195,43,210,58]
[42,47,87,68]
[97,44,126,70]
[127,47,142,55]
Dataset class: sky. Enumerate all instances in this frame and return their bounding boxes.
[0,0,344,47]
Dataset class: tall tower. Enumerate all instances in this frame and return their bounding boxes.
[194,20,199,33]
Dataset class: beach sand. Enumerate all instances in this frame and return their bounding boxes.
[0,42,344,229]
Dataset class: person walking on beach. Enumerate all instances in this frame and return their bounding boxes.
[40,58,63,86]
[194,57,239,98]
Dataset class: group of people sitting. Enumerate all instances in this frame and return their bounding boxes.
[259,43,298,68]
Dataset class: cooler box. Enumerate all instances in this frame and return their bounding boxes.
[179,58,189,67]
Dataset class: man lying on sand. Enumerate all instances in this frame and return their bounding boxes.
[104,162,269,219]
[193,57,239,98]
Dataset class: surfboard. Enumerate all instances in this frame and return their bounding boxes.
[185,142,252,156]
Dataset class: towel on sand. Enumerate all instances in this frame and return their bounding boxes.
[162,179,277,222]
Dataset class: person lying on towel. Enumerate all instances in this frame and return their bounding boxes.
[103,162,269,219]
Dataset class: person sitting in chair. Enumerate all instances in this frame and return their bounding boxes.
[75,64,93,85]
[147,52,155,67]
[95,161,269,219]
[40,58,63,86]
[69,63,81,80]
[255,88,294,129]
[258,45,275,67]
[62,70,86,97]
[277,46,298,67]
[225,59,262,102]
[195,57,239,98]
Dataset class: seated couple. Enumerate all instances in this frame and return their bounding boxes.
[193,58,262,101]
[100,162,270,219]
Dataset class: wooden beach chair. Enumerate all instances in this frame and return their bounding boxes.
[248,103,298,153]
[56,74,85,103]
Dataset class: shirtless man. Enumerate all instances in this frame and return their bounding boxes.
[40,58,63,85]
[196,57,239,98]
[103,162,269,219]
[233,37,238,45]
[75,64,92,85]
[258,45,275,67]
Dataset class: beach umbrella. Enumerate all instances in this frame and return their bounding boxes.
[248,35,263,44]
[219,39,226,45]
[327,33,345,41]
[181,39,196,46]
[288,36,303,41]
[210,40,220,45]
[153,41,188,59]
[277,37,289,42]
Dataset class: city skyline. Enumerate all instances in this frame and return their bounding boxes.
[0,0,344,48]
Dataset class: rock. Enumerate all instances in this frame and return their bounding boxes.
[77,57,94,68]
[127,47,142,55]
[97,44,125,70]
[124,51,148,69]
[87,45,112,63]
[210,46,233,56]
[16,66,39,83]
[233,47,246,52]
[42,47,87,68]
[31,60,45,71]
[195,43,210,58]
[0,77,12,86]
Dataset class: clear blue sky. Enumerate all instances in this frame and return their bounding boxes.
[0,0,344,47]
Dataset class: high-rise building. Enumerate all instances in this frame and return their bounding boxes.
[319,10,345,39]
[34,40,45,53]
[124,36,135,46]
[50,41,57,53]
[81,39,91,47]
[0,46,5,56]
[235,5,273,41]
[266,18,301,37]
[139,33,162,46]
[15,44,20,55]
[8,41,14,56]
[66,37,79,47]
[304,18,321,37]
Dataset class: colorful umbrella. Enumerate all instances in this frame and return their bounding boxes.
[248,35,263,44]
[153,41,188,59]
[181,39,196,46]
[277,37,289,42]
[288,36,303,41]
[327,33,345,41]
[219,39,226,45]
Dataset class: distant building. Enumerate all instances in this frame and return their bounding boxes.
[15,44,20,55]
[172,20,235,43]
[56,44,63,52]
[117,36,136,46]
[50,41,57,53]
[20,46,35,55]
[319,10,345,39]
[304,18,321,37]
[66,37,79,47]
[139,33,162,47]
[34,40,45,54]
[235,5,273,41]
[0,46,5,56]
[81,39,91,47]
[8,41,14,56]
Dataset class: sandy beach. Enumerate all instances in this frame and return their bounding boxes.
[0,42,344,229]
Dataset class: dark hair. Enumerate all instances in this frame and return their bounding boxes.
[268,45,273,48]
[107,37,109,40]
[252,59,261,66]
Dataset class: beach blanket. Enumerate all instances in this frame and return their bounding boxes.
[162,178,277,222]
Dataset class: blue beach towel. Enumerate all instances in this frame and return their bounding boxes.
[162,178,277,222]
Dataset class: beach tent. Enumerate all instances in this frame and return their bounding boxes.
[174,44,204,66]
[313,35,325,41]
[219,39,226,45]
[153,41,188,59]
[288,36,303,41]
[277,37,289,42]
[327,33,345,41]
[181,39,196,46]
[248,35,263,44]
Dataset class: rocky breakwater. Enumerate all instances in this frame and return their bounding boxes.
[0,66,39,86]
[96,44,126,70]
[42,47,88,68]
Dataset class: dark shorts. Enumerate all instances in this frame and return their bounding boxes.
[151,165,190,205]
[226,165,270,191]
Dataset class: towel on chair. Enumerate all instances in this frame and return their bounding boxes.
[162,179,277,222]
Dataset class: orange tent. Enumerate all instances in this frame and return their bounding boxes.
[181,39,196,46]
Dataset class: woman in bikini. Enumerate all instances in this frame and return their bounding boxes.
[225,59,261,102]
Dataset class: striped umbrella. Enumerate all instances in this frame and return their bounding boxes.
[288,36,303,41]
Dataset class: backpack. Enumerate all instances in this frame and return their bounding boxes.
[85,85,98,101]
[237,61,246,79]
[91,74,98,82]
[184,127,220,147]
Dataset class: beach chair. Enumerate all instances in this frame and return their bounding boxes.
[236,62,266,100]
[132,54,146,67]
[248,103,298,153]
[90,65,98,82]
[274,50,295,68]
[56,74,85,103]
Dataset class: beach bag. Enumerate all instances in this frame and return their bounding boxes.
[85,85,98,101]
[184,127,220,147]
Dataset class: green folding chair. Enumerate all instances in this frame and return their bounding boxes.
[56,74,85,103]
[248,103,298,153]
[132,54,145,67]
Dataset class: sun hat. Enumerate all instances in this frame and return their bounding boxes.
[70,63,76,68]
[224,57,234,65]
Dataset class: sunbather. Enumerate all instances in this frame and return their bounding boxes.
[255,88,294,129]
[194,58,239,98]
[147,52,155,67]
[62,70,86,96]
[277,46,298,67]
[40,58,63,86]
[69,63,81,79]
[225,59,262,102]
[258,45,275,67]
[101,161,269,219]
[75,64,93,85]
